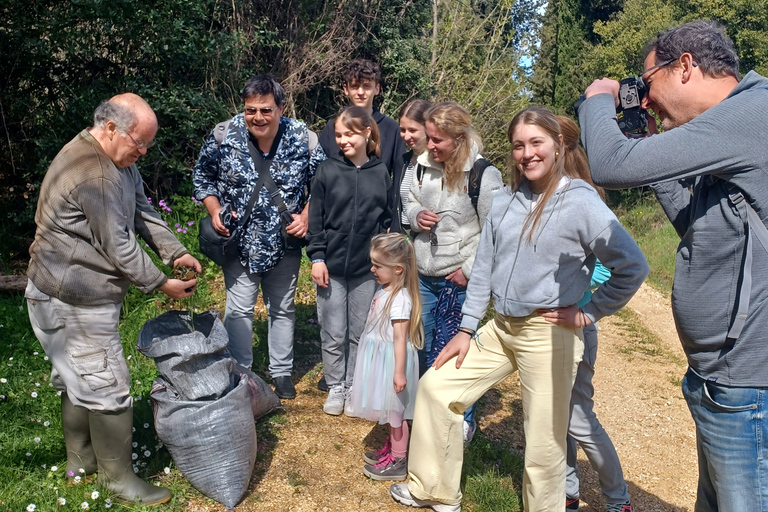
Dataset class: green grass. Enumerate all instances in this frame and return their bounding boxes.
[615,308,685,365]
[616,198,679,294]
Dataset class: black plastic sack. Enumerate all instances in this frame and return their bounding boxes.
[151,374,256,510]
[137,310,282,509]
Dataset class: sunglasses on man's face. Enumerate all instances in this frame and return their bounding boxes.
[244,107,275,116]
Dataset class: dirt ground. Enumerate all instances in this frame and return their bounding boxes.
[187,283,697,511]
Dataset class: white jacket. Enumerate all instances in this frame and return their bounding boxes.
[407,145,503,278]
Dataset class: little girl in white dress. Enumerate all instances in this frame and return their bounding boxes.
[349,233,423,481]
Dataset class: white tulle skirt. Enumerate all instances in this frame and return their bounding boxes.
[348,334,419,427]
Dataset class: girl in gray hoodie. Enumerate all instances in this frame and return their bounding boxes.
[390,107,649,512]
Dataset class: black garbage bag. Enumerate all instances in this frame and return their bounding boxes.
[138,310,282,509]
[137,310,282,418]
[151,374,256,510]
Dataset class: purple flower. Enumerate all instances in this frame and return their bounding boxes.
[187,221,194,226]
[176,228,182,233]
[174,223,180,228]
[147,198,152,204]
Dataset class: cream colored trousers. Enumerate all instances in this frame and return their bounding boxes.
[407,313,583,512]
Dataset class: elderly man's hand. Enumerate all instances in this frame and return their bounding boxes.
[159,278,197,299]
[173,254,202,273]
[585,78,621,108]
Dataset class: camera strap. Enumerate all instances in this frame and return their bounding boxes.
[246,127,294,226]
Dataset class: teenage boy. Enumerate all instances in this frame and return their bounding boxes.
[319,58,405,177]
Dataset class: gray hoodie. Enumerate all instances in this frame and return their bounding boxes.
[579,71,768,387]
[460,179,649,331]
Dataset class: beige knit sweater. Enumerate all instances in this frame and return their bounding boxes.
[27,129,188,305]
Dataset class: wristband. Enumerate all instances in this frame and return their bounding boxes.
[458,327,475,336]
[311,259,325,264]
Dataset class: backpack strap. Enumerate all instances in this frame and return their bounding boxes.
[468,157,492,214]
[715,177,768,340]
[213,120,231,146]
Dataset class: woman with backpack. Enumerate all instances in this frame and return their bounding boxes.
[406,102,503,443]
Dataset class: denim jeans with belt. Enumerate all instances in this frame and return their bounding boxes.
[417,274,477,423]
[682,367,768,512]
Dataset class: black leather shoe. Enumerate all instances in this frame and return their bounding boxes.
[273,376,296,399]
[317,375,329,392]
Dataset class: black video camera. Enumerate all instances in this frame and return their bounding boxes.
[574,75,649,136]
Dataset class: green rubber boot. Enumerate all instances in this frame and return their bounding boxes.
[61,393,98,478]
[90,408,171,505]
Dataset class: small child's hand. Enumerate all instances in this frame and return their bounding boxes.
[311,261,329,288]
[393,372,406,394]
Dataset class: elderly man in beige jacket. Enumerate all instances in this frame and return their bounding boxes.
[25,93,200,505]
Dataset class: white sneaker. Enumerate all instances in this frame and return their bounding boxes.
[323,384,345,416]
[343,386,355,416]
[463,420,476,445]
[389,483,461,512]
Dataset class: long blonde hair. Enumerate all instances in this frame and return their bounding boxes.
[369,233,424,349]
[425,102,482,192]
[507,107,603,241]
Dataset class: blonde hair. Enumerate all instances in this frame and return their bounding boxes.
[369,233,424,349]
[425,102,482,192]
[335,106,381,157]
[507,107,603,241]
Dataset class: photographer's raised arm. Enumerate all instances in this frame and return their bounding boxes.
[578,87,762,188]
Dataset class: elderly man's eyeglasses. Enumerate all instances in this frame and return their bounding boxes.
[244,107,275,116]
[124,132,156,149]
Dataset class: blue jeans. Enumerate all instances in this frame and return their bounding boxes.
[417,274,477,424]
[682,367,768,512]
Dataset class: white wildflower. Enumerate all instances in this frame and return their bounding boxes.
[50,465,58,471]
[164,467,171,474]
[144,450,151,457]
[80,501,89,510]
[58,497,66,505]
[91,490,99,500]
[31,391,38,398]
[26,504,36,512]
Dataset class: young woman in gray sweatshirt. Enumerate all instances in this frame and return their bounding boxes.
[390,107,649,512]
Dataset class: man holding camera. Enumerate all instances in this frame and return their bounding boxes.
[26,93,201,505]
[579,20,768,511]
[193,75,326,399]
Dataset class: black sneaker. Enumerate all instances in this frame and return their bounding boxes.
[317,375,328,392]
[566,496,580,510]
[273,375,296,399]
[363,454,407,481]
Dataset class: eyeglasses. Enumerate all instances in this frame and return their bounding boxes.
[429,209,461,247]
[124,132,156,149]
[244,107,276,116]
[640,58,676,78]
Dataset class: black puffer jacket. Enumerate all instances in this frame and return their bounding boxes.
[306,151,392,279]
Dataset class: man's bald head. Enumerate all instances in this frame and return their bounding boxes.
[90,93,158,168]
[93,93,157,135]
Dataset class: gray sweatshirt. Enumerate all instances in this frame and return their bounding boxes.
[460,179,649,331]
[579,71,768,387]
